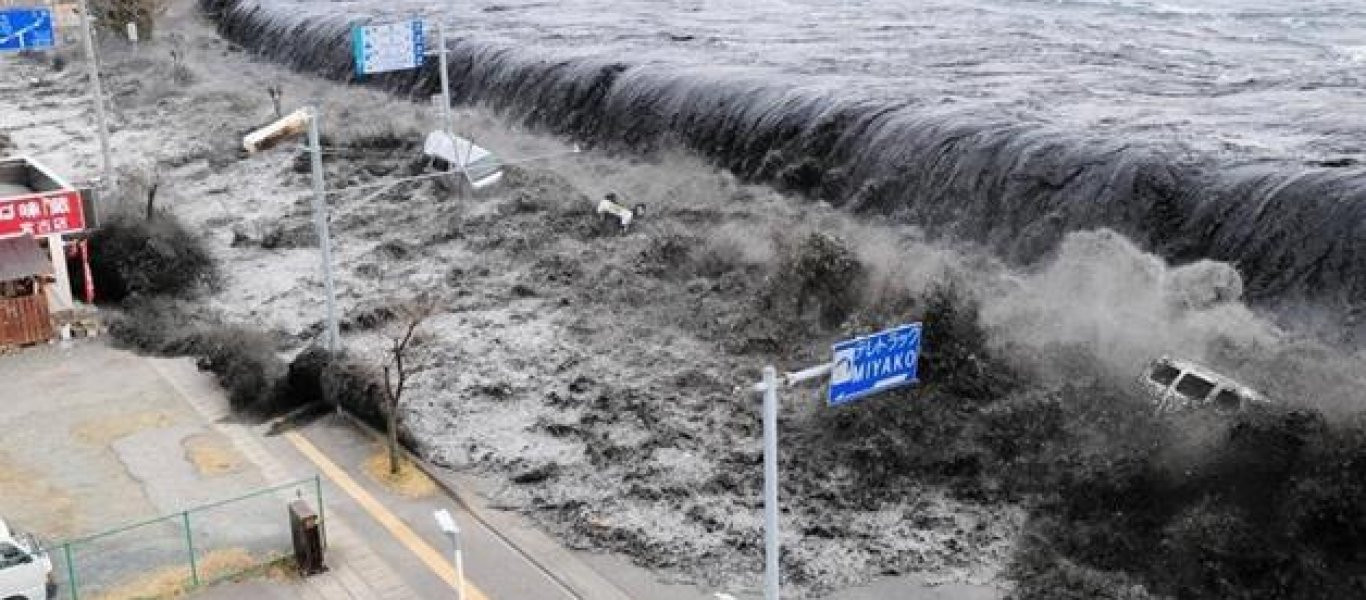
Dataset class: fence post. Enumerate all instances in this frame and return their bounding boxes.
[63,543,78,600]
[314,474,327,549]
[183,512,200,587]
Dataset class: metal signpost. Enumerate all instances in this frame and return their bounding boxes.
[436,22,454,136]
[352,17,459,166]
[750,322,923,600]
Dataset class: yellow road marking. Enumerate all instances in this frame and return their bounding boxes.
[284,431,491,600]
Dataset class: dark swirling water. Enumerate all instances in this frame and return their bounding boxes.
[265,0,1366,158]
[206,0,1366,324]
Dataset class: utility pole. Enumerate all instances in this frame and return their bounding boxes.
[75,0,114,196]
[306,108,340,353]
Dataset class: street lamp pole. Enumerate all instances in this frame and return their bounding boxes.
[241,108,340,354]
[434,509,466,600]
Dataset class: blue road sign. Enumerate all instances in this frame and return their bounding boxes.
[351,19,425,76]
[0,7,55,52]
[828,323,922,407]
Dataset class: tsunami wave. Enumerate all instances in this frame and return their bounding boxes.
[203,0,1366,326]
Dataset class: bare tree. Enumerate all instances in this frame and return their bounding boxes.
[381,294,439,475]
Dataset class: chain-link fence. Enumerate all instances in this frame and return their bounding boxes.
[48,476,322,600]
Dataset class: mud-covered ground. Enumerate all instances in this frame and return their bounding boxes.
[6,4,1366,598]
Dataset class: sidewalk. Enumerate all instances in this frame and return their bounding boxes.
[149,353,633,600]
[148,357,422,600]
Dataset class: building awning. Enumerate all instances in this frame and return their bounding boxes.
[0,235,52,282]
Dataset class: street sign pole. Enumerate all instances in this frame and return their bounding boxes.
[74,0,114,195]
[437,21,454,137]
[761,365,779,600]
[306,108,340,353]
[748,322,921,599]
[752,362,832,600]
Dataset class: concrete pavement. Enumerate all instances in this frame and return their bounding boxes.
[148,354,425,600]
[1,340,699,600]
[151,352,638,600]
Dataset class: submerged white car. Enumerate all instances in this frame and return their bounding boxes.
[1140,357,1269,414]
[0,518,54,600]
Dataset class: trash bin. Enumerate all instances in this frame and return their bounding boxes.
[289,499,326,576]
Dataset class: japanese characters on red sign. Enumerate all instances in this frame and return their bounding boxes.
[0,190,86,238]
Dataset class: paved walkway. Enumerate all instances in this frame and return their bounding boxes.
[151,353,617,600]
[149,357,421,600]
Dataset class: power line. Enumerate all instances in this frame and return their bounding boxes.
[313,145,582,198]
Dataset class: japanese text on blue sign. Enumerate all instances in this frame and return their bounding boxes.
[828,323,922,407]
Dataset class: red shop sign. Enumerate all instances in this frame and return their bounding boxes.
[0,190,86,238]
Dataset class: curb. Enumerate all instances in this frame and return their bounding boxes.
[330,409,634,600]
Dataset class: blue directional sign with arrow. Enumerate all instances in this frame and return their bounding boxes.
[828,322,922,407]
[0,7,56,52]
[351,19,425,76]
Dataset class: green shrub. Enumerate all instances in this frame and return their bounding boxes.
[286,345,391,434]
[918,282,1019,402]
[764,231,864,329]
[108,298,289,415]
[88,211,215,302]
[801,281,1366,598]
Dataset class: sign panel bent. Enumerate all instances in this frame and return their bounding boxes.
[828,323,922,407]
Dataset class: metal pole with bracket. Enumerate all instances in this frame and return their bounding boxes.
[306,109,340,353]
[761,365,779,600]
[752,362,833,600]
[437,20,454,136]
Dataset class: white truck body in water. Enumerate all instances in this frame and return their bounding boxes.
[1140,356,1268,415]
